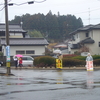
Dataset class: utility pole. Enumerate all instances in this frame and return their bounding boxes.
[88,8,90,25]
[4,0,11,74]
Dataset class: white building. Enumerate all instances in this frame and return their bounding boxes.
[0,24,48,56]
[69,24,100,55]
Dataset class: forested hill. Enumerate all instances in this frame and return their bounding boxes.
[9,11,83,42]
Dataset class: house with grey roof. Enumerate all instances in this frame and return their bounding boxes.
[0,24,49,56]
[0,24,28,38]
[68,24,100,55]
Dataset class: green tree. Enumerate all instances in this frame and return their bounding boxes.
[28,30,43,37]
[9,11,83,42]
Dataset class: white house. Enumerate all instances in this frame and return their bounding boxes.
[69,24,100,55]
[0,24,49,56]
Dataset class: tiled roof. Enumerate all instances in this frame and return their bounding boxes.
[0,38,49,46]
[78,37,95,44]
[69,24,100,35]
[0,24,26,33]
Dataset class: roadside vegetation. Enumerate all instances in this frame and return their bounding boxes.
[34,54,100,68]
[0,55,100,67]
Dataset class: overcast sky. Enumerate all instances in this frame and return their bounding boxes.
[0,0,100,25]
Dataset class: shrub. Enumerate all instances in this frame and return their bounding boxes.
[34,56,55,67]
[63,54,77,58]
[62,58,85,67]
[72,55,100,60]
[72,56,86,60]
[34,55,100,68]
[92,55,100,60]
[93,59,100,66]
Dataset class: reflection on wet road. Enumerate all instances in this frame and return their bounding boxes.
[0,68,100,100]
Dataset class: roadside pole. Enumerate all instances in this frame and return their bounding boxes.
[4,0,11,74]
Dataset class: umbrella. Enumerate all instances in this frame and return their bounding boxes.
[15,54,23,57]
[53,49,61,54]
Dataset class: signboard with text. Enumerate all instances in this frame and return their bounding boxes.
[6,46,10,62]
[56,59,62,69]
[86,61,93,71]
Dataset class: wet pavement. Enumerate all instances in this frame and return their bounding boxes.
[0,68,100,100]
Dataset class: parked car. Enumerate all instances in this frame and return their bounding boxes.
[0,61,3,66]
[21,56,34,67]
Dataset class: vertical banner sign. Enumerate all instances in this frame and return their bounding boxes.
[56,59,62,69]
[6,46,10,62]
[86,61,93,71]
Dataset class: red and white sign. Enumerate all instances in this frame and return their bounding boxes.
[86,61,93,71]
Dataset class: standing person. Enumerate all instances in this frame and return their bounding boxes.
[86,53,93,61]
[14,56,18,68]
[86,53,93,71]
[19,57,23,68]
[58,53,63,60]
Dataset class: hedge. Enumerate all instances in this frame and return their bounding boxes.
[72,55,100,60]
[72,56,86,60]
[93,59,100,66]
[34,56,56,67]
[62,58,85,67]
[92,55,100,60]
[34,56,100,67]
[63,54,77,58]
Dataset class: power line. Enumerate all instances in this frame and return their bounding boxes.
[83,18,100,20]
[0,6,5,11]
[0,0,46,11]
[34,0,46,3]
[0,0,12,11]
[73,7,100,15]
[0,0,12,5]
[0,0,46,6]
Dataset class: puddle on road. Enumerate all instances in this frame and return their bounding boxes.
[0,70,100,96]
[0,76,100,96]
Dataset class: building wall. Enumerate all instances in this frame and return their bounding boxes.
[3,45,45,56]
[71,49,78,54]
[9,33,23,38]
[0,32,23,38]
[85,30,100,55]
[73,29,100,55]
[72,32,86,44]
[78,32,86,41]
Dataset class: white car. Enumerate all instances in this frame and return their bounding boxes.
[21,56,34,67]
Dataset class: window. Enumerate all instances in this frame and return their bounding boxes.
[86,32,89,37]
[99,42,100,47]
[16,50,25,54]
[22,57,27,60]
[26,50,35,54]
[27,57,33,60]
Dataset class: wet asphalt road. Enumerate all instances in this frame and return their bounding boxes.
[0,68,100,100]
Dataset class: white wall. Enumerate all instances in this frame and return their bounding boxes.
[86,30,100,55]
[71,29,100,55]
[3,45,45,56]
[72,32,86,44]
[9,33,23,38]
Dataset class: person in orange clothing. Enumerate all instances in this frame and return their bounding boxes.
[18,57,23,67]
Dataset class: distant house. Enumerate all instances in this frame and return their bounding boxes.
[0,24,28,38]
[69,24,100,55]
[0,24,49,56]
